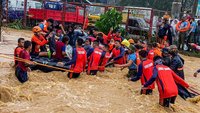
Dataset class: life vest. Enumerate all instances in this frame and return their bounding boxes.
[87,47,103,73]
[98,52,111,72]
[112,47,125,64]
[31,34,48,54]
[141,60,155,89]
[70,47,87,73]
[156,65,178,99]
[14,47,23,65]
[136,51,141,66]
[148,49,154,61]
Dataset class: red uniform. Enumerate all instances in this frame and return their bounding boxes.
[112,47,125,64]
[99,52,111,72]
[70,47,87,73]
[141,59,155,89]
[88,48,103,73]
[17,49,31,71]
[156,65,189,99]
[148,49,155,60]
[14,47,24,65]
[114,36,122,42]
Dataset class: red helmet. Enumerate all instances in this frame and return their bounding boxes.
[32,26,42,33]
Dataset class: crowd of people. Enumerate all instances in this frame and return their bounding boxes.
[156,12,200,52]
[13,17,200,108]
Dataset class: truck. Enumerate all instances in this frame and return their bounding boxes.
[2,0,42,20]
[28,1,89,28]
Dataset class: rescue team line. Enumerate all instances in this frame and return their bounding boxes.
[0,54,73,73]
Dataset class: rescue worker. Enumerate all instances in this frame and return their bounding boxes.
[153,42,162,57]
[98,44,111,72]
[147,43,154,61]
[143,56,190,107]
[15,41,34,83]
[130,50,155,95]
[113,30,124,42]
[65,38,87,79]
[14,38,25,66]
[31,26,48,57]
[134,44,143,66]
[169,45,185,79]
[110,40,125,65]
[162,48,171,67]
[87,40,105,75]
[115,45,137,78]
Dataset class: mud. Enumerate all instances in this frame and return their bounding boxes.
[0,28,200,113]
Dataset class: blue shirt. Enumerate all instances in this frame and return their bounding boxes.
[180,21,188,29]
[127,53,137,70]
[191,22,197,33]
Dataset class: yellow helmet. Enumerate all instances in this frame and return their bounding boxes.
[121,39,130,48]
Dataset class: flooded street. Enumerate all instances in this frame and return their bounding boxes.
[0,28,200,113]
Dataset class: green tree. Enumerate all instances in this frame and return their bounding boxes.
[95,8,122,35]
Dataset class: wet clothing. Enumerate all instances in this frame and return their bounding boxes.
[127,53,137,70]
[159,96,176,107]
[18,50,31,71]
[162,56,171,67]
[14,46,24,65]
[131,59,155,90]
[87,47,105,75]
[67,72,80,79]
[99,52,111,72]
[65,47,87,74]
[170,54,184,79]
[16,49,31,83]
[15,66,28,83]
[144,65,189,99]
[112,47,125,64]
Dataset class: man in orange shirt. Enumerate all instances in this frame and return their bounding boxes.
[153,43,162,57]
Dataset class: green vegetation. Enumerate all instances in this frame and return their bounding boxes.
[8,19,23,30]
[95,8,123,35]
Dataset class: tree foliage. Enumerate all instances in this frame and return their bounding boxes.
[95,8,123,35]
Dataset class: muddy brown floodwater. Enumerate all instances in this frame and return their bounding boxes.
[0,28,200,113]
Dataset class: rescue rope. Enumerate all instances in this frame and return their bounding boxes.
[0,54,73,73]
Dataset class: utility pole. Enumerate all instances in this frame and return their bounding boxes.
[0,0,2,42]
[192,0,198,17]
[171,0,182,19]
[23,0,27,27]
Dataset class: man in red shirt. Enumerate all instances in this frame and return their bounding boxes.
[99,44,111,72]
[65,38,87,79]
[143,56,190,107]
[14,38,25,66]
[131,50,155,95]
[87,40,105,75]
[15,41,34,83]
